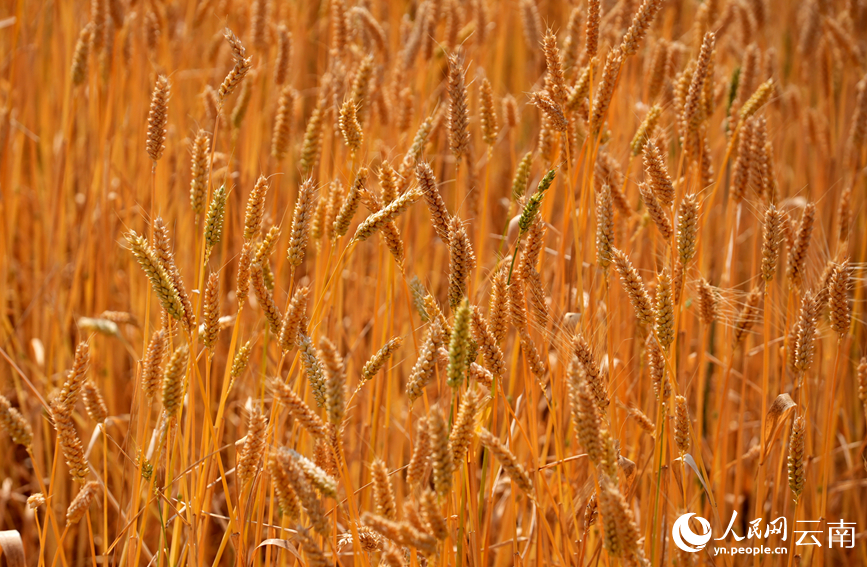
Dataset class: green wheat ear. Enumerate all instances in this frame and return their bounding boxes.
[518,169,556,236]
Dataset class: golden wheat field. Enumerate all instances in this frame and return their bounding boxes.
[1,0,866,565]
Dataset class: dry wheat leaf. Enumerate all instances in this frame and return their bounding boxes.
[0,530,25,567]
[673,453,713,504]
[761,393,797,464]
[618,455,637,489]
[254,539,303,561]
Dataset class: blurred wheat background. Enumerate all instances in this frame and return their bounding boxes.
[0,0,866,565]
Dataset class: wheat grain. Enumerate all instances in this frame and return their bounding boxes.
[643,138,675,207]
[519,0,543,50]
[71,24,94,86]
[287,178,315,266]
[639,182,673,240]
[647,335,670,400]
[447,218,476,310]
[597,475,648,565]
[407,416,431,487]
[236,404,267,485]
[429,410,455,497]
[27,493,45,510]
[518,170,556,235]
[66,481,101,524]
[502,94,519,129]
[480,78,499,146]
[317,338,345,427]
[361,337,402,382]
[646,39,669,101]
[450,387,482,464]
[447,53,471,164]
[674,395,690,453]
[397,116,434,190]
[57,342,90,411]
[697,278,719,324]
[584,493,599,532]
[469,361,494,389]
[540,31,567,108]
[786,202,815,290]
[300,100,325,175]
[733,286,762,346]
[268,86,295,161]
[788,414,806,502]
[294,527,329,566]
[594,183,615,268]
[277,448,328,534]
[828,259,852,336]
[339,99,363,154]
[478,427,535,500]
[791,291,820,374]
[189,130,211,217]
[739,79,774,123]
[655,268,674,348]
[82,381,107,424]
[231,76,254,129]
[278,287,309,352]
[162,345,189,418]
[251,264,282,334]
[589,52,622,134]
[612,248,655,326]
[530,92,568,132]
[0,395,33,448]
[289,449,337,497]
[420,488,448,540]
[361,511,438,555]
[268,450,301,519]
[273,23,292,86]
[676,194,698,268]
[761,204,785,287]
[200,272,221,351]
[682,32,716,148]
[562,7,583,68]
[511,152,534,201]
[271,378,328,439]
[630,105,662,156]
[371,458,397,520]
[417,161,451,243]
[204,184,228,251]
[627,405,656,434]
[570,375,606,467]
[51,398,89,483]
[236,242,254,306]
[469,306,506,377]
[219,29,252,102]
[620,0,665,56]
[446,302,472,388]
[572,334,608,409]
[585,0,601,59]
[332,167,368,239]
[354,188,419,243]
[230,340,254,380]
[146,75,170,162]
[142,330,167,402]
[153,218,194,332]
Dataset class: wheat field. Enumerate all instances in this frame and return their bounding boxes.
[0,0,866,565]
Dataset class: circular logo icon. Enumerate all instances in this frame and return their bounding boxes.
[672,513,712,553]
